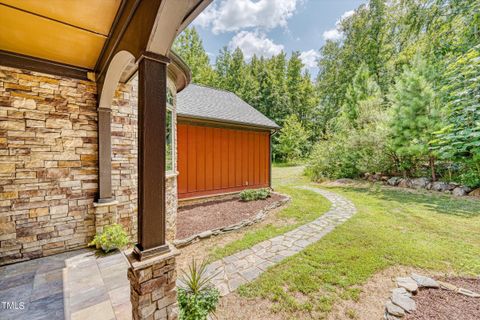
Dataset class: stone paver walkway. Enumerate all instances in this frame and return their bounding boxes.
[0,187,354,319]
[0,249,131,320]
[203,187,356,296]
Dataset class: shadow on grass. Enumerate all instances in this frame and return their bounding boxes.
[336,185,480,218]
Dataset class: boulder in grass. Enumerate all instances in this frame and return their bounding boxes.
[411,177,429,189]
[468,188,480,197]
[387,177,401,186]
[452,187,468,197]
[398,179,412,188]
[431,181,450,192]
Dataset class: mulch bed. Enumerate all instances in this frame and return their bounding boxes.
[404,277,480,320]
[176,193,286,240]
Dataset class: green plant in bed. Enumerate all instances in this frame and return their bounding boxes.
[89,223,129,253]
[240,188,271,201]
[178,258,220,320]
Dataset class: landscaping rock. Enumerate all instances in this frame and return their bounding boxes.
[431,181,450,192]
[452,187,468,197]
[396,277,418,293]
[198,230,213,239]
[384,313,401,320]
[386,301,406,317]
[387,177,401,186]
[411,177,429,189]
[437,280,458,291]
[411,273,439,288]
[468,188,480,197]
[457,287,480,298]
[398,179,412,188]
[391,291,416,313]
[392,287,412,297]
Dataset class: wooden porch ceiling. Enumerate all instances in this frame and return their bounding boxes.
[0,0,121,69]
[0,0,211,81]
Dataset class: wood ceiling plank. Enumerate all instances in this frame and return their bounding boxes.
[0,5,106,69]
[0,0,121,35]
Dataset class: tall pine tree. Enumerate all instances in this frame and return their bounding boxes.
[173,27,216,85]
[389,56,440,179]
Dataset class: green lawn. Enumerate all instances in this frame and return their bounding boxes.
[235,167,480,318]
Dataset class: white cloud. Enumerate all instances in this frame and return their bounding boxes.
[322,9,355,41]
[228,31,284,59]
[322,29,343,41]
[340,10,355,21]
[299,49,319,69]
[195,0,300,34]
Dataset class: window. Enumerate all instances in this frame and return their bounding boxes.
[166,89,174,172]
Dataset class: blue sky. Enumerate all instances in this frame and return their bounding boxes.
[192,0,366,76]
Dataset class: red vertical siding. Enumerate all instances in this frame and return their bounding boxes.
[177,125,188,194]
[205,127,214,190]
[178,123,271,199]
[213,128,221,190]
[187,125,197,193]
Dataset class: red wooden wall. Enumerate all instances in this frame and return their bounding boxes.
[177,123,270,199]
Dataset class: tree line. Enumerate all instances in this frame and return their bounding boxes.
[173,28,317,162]
[308,0,479,188]
[174,0,480,188]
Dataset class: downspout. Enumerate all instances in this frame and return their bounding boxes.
[269,129,278,189]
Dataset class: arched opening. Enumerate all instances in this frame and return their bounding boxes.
[97,51,135,203]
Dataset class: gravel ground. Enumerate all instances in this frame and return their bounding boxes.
[176,193,286,239]
[405,277,480,320]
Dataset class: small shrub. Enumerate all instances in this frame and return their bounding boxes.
[448,165,480,189]
[178,258,220,320]
[89,224,129,253]
[306,136,360,181]
[239,188,271,201]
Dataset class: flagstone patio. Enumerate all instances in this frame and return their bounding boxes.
[0,187,356,320]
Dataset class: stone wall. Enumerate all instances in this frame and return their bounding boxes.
[0,66,98,265]
[0,66,179,266]
[111,82,138,241]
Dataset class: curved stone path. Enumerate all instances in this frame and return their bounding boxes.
[204,187,357,296]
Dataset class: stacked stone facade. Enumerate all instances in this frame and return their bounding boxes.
[111,82,139,240]
[127,246,179,320]
[0,66,98,265]
[110,76,178,242]
[0,66,179,266]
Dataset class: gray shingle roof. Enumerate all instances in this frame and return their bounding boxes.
[177,84,279,129]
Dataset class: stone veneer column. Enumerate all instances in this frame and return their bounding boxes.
[92,200,119,234]
[127,244,180,320]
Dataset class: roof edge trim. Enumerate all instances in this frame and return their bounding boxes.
[177,113,280,130]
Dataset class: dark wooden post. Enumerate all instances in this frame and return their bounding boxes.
[97,107,113,203]
[134,52,171,259]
